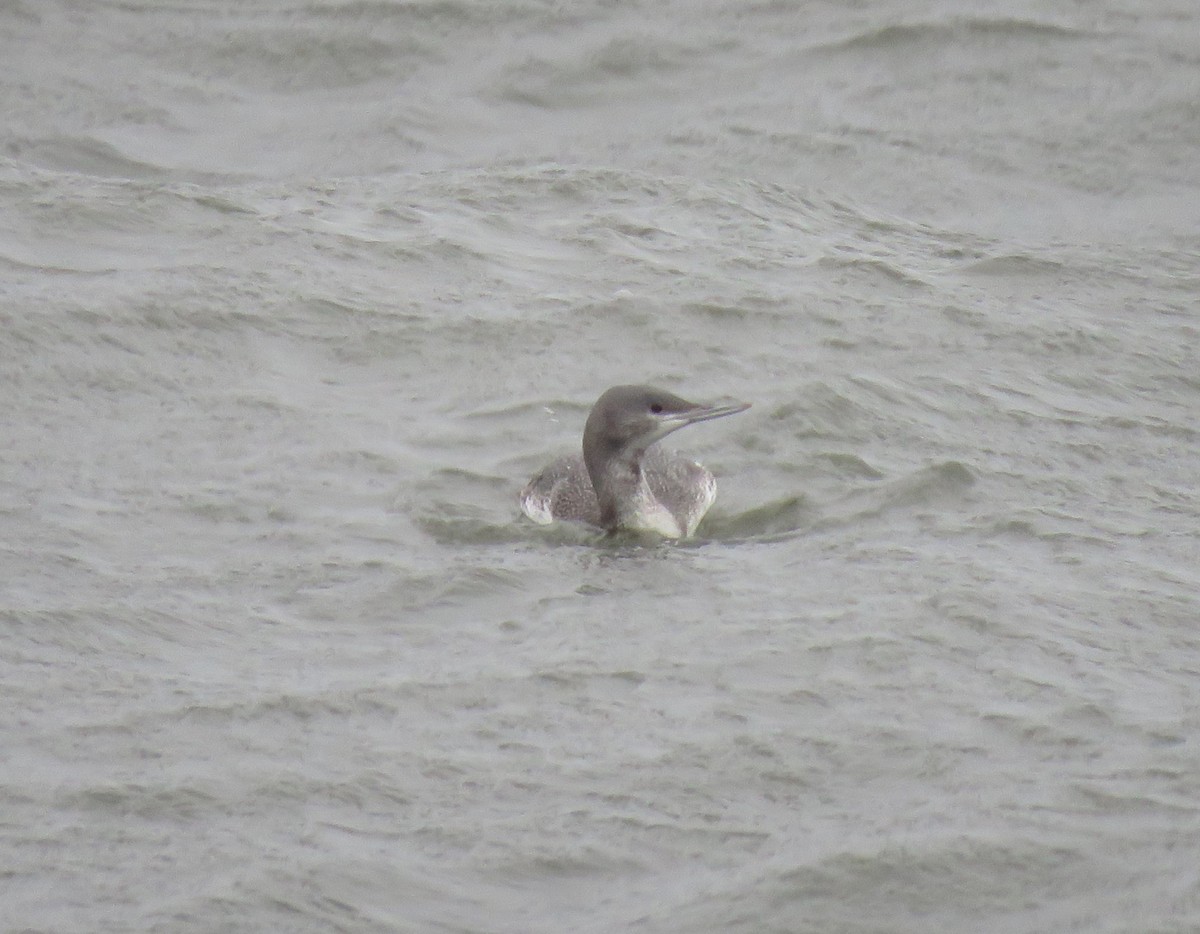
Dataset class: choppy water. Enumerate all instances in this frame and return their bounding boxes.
[3,1,1199,932]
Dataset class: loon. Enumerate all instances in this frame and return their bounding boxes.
[519,384,750,538]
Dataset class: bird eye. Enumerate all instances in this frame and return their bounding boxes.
[650,403,663,413]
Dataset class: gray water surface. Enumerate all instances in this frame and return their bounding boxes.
[3,1,1199,931]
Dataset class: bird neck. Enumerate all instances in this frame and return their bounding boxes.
[585,442,682,537]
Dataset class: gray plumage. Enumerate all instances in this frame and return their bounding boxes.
[520,385,750,538]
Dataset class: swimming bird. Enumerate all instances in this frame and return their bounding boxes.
[520,384,750,538]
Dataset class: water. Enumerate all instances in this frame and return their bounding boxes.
[3,1,1199,931]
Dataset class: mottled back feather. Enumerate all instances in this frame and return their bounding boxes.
[519,447,716,536]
